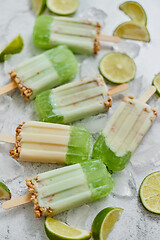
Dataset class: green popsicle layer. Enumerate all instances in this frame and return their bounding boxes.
[66,126,91,165]
[35,89,64,123]
[92,134,131,172]
[81,160,114,201]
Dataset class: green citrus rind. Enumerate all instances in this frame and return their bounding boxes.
[0,35,23,62]
[45,217,91,240]
[113,21,150,42]
[152,73,160,96]
[119,1,147,26]
[0,182,11,200]
[92,207,124,240]
[30,0,46,16]
[140,171,160,214]
[47,0,79,15]
[99,52,136,84]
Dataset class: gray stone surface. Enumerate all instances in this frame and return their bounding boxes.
[0,0,160,239]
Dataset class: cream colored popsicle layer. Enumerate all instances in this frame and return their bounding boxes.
[35,75,112,124]
[93,96,157,171]
[10,121,91,165]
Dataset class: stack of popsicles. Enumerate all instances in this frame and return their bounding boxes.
[0,12,158,224]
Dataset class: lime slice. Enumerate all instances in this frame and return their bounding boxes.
[152,73,160,96]
[45,217,91,240]
[0,35,23,62]
[113,21,150,42]
[92,207,124,240]
[47,0,79,15]
[140,171,160,214]
[99,52,136,83]
[0,182,11,200]
[30,0,46,16]
[119,1,147,26]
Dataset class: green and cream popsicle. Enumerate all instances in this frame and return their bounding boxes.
[8,45,78,100]
[9,121,91,165]
[35,75,112,124]
[92,95,157,171]
[24,160,114,218]
[33,15,101,54]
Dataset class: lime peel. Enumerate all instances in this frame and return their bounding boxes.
[0,182,11,200]
[152,73,160,96]
[140,171,160,214]
[45,217,91,240]
[119,1,147,26]
[113,21,150,42]
[47,0,79,15]
[30,0,46,16]
[92,207,124,240]
[0,35,23,62]
[99,52,136,84]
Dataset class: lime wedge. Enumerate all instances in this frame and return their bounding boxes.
[113,21,150,42]
[0,35,23,62]
[152,73,160,96]
[47,0,79,15]
[140,171,160,214]
[99,52,136,83]
[45,217,91,240]
[119,1,147,26]
[30,0,46,16]
[92,207,124,240]
[0,182,11,200]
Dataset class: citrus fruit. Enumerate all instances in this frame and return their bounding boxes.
[99,52,136,83]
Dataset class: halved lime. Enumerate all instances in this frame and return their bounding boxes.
[30,0,46,16]
[119,1,147,26]
[152,73,160,96]
[47,0,79,15]
[99,52,136,83]
[0,35,23,62]
[140,171,160,214]
[0,182,11,200]
[92,207,124,240]
[45,217,91,240]
[113,21,150,42]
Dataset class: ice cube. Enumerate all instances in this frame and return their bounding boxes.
[67,205,90,229]
[113,39,140,59]
[112,165,137,198]
[79,7,108,27]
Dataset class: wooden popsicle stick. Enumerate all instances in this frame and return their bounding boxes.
[2,194,31,210]
[98,34,120,43]
[0,82,17,96]
[108,83,129,96]
[0,134,15,143]
[139,86,156,103]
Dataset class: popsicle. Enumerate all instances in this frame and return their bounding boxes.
[0,121,91,165]
[92,86,157,171]
[35,75,129,124]
[0,45,78,100]
[2,160,114,218]
[33,15,120,55]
